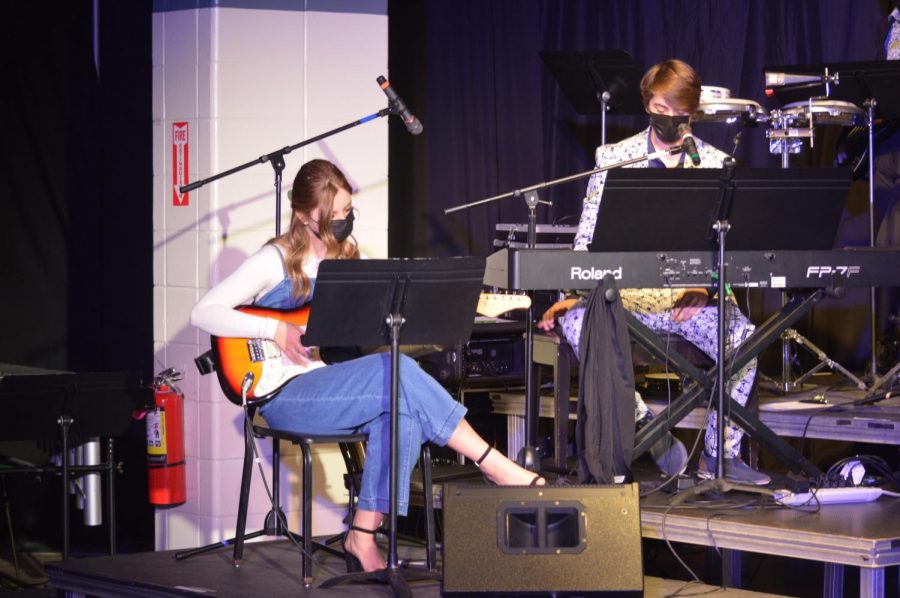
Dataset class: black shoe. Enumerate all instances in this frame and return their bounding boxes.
[475,446,545,486]
[698,452,771,486]
[343,525,379,573]
[636,411,688,477]
[649,433,689,477]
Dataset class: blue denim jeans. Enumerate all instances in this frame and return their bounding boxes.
[259,353,466,515]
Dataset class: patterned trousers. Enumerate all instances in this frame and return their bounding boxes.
[560,299,756,459]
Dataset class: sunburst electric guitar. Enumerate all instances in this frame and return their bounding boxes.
[211,292,531,405]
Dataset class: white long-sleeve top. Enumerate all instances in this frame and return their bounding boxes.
[190,244,321,340]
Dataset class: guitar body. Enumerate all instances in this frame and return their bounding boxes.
[209,293,531,405]
[212,305,323,405]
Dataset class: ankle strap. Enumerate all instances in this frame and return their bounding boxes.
[474,445,493,467]
[349,524,379,535]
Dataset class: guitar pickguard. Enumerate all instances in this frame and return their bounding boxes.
[248,340,325,397]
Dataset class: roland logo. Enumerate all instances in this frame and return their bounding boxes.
[570,266,623,281]
[806,265,861,278]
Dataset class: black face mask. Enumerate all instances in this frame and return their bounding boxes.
[328,211,354,243]
[649,113,691,143]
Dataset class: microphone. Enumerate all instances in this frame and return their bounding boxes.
[763,72,828,96]
[376,75,423,135]
[677,123,701,166]
[764,72,823,87]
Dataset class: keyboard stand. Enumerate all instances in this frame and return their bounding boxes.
[632,289,829,478]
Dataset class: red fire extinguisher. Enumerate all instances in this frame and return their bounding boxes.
[147,368,187,507]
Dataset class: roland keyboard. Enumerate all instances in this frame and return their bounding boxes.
[484,247,900,291]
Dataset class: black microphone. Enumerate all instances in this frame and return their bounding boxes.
[376,75,423,135]
[677,123,701,166]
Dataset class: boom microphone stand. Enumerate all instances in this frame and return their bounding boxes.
[445,145,683,470]
[179,109,388,235]
[179,72,421,235]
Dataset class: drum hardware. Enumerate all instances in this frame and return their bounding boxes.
[762,63,885,391]
[700,85,732,101]
[766,98,840,157]
[782,99,866,127]
[768,99,867,156]
[695,98,768,126]
[768,98,864,391]
[758,329,868,393]
[864,98,880,386]
[766,108,809,158]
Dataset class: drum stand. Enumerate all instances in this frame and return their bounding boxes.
[864,99,879,384]
[765,98,879,393]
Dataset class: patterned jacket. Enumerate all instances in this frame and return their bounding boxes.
[572,127,731,313]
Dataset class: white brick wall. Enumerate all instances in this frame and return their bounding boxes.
[152,1,387,551]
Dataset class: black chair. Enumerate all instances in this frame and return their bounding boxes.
[176,401,438,586]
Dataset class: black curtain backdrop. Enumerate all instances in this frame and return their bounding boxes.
[0,0,153,552]
[389,0,892,370]
[0,1,152,376]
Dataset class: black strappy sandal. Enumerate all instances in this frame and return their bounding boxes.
[343,525,380,573]
[475,445,545,486]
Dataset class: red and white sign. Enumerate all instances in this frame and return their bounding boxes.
[172,122,189,206]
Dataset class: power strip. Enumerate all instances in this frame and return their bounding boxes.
[775,487,883,506]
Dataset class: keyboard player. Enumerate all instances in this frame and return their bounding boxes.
[537,59,769,485]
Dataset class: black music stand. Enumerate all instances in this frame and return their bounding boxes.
[0,367,145,559]
[589,167,849,252]
[306,257,485,596]
[539,49,644,144]
[589,168,850,482]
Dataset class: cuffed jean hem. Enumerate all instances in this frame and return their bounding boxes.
[357,498,407,517]
[429,401,466,446]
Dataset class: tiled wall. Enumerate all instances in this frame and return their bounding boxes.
[152,0,387,551]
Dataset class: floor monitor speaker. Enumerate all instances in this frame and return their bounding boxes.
[442,483,643,596]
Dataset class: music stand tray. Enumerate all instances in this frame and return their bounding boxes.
[303,257,485,349]
[0,368,142,441]
[588,168,851,253]
[539,49,644,116]
[304,256,485,592]
[0,367,145,559]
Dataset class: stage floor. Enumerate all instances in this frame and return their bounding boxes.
[44,538,794,597]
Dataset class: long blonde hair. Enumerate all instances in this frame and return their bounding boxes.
[269,159,360,301]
